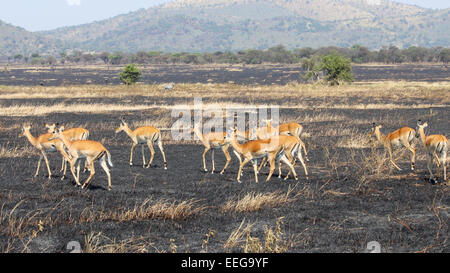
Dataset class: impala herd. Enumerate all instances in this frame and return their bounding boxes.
[19,118,448,191]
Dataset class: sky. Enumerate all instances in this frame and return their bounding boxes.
[0,0,449,32]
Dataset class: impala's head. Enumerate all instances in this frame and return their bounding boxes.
[19,124,31,137]
[224,127,238,143]
[368,123,382,137]
[415,120,428,137]
[45,123,66,133]
[115,118,128,134]
[48,123,63,140]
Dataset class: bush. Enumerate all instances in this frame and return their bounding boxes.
[119,64,141,85]
[319,52,354,85]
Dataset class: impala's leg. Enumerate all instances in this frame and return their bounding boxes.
[60,157,65,173]
[61,158,68,180]
[141,144,146,168]
[387,145,402,171]
[281,154,298,181]
[427,153,436,184]
[69,158,81,187]
[146,141,155,168]
[157,139,167,170]
[278,156,283,178]
[404,142,416,170]
[266,154,276,182]
[202,147,210,172]
[211,149,215,174]
[257,156,267,172]
[237,158,250,183]
[82,160,95,189]
[129,143,136,166]
[41,150,52,179]
[99,155,112,191]
[443,151,447,182]
[252,159,259,183]
[297,148,309,180]
[35,154,43,177]
[76,159,82,183]
[220,145,231,175]
[233,150,243,176]
[283,150,295,179]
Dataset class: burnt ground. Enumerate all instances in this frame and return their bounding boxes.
[0,63,448,86]
[0,90,448,253]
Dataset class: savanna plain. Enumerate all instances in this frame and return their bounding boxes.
[0,65,448,253]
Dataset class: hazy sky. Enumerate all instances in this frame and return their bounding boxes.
[0,0,449,32]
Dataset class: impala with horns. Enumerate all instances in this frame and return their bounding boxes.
[192,123,241,174]
[50,125,113,191]
[45,123,89,174]
[225,127,298,183]
[115,118,167,169]
[416,120,447,183]
[368,123,416,171]
[20,124,70,179]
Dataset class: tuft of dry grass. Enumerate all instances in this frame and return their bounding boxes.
[223,217,292,253]
[221,187,299,213]
[80,198,207,223]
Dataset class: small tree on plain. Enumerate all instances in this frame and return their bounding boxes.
[319,52,353,85]
[119,64,141,85]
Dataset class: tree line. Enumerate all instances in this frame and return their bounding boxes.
[7,45,450,65]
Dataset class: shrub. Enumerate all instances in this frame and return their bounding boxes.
[119,64,141,85]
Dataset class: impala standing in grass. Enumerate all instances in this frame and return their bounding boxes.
[369,123,416,171]
[192,123,241,174]
[225,128,298,183]
[416,120,447,183]
[46,123,90,176]
[115,118,167,169]
[20,124,70,179]
[50,126,113,191]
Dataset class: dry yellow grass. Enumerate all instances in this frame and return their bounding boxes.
[221,187,299,213]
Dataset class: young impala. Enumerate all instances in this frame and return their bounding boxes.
[50,126,113,191]
[225,128,298,183]
[45,123,89,175]
[20,124,70,179]
[368,123,416,171]
[115,118,167,169]
[416,120,447,183]
[192,123,241,174]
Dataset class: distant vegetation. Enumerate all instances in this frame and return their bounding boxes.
[119,64,141,85]
[6,45,450,66]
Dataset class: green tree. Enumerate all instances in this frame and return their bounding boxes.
[319,52,353,85]
[119,64,141,85]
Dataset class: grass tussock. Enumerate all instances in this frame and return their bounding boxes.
[80,198,207,223]
[221,187,299,213]
[84,232,154,253]
[224,217,292,253]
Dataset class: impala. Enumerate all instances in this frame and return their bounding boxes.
[46,123,89,174]
[368,123,416,171]
[259,135,309,180]
[20,124,70,179]
[50,126,113,191]
[416,120,447,183]
[225,128,298,183]
[115,118,167,169]
[192,123,241,174]
[277,122,308,161]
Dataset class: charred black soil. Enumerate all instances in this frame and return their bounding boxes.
[0,82,448,253]
[0,64,448,86]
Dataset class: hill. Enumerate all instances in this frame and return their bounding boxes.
[0,0,449,56]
